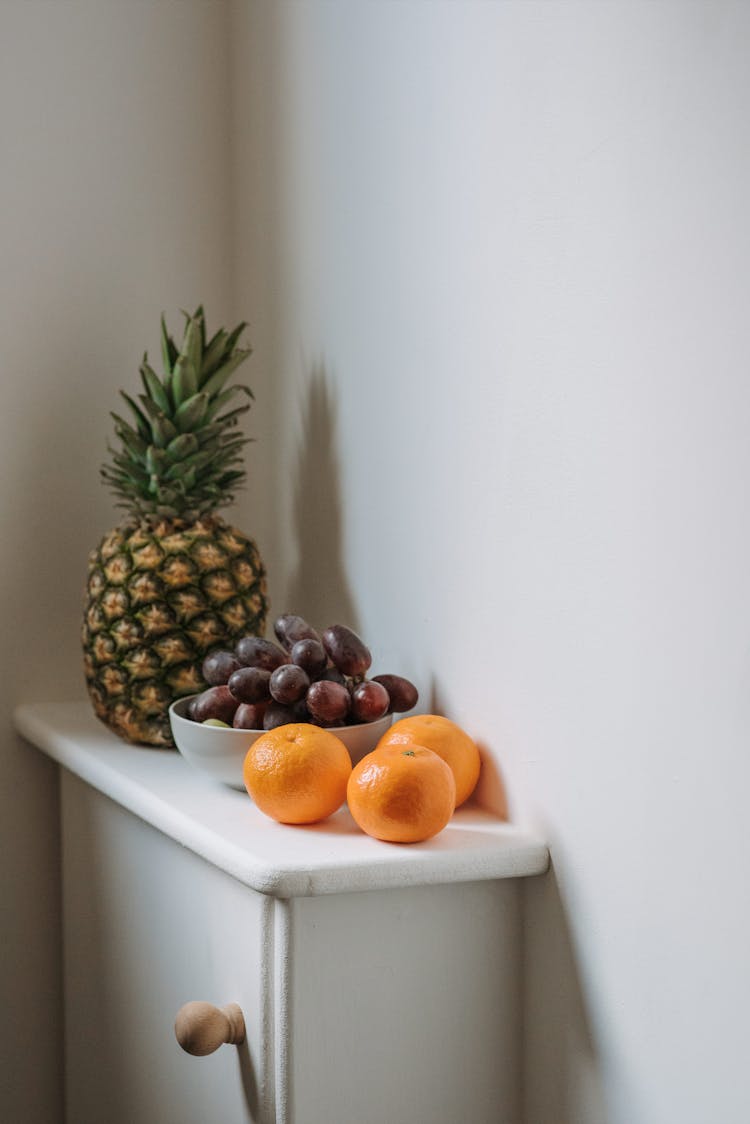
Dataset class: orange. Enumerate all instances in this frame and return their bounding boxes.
[347,744,456,844]
[243,723,352,824]
[376,714,481,807]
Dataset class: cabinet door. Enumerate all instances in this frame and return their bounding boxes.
[61,772,273,1124]
[285,881,522,1124]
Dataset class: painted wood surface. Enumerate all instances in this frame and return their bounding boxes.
[16,701,549,896]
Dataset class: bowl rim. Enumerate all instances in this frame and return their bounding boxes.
[168,693,393,735]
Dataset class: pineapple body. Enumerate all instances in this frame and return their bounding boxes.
[82,517,267,746]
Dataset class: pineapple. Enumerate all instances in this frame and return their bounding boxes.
[82,308,268,746]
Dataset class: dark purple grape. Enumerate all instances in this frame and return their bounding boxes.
[321,624,372,677]
[351,680,390,723]
[235,635,288,671]
[371,674,419,713]
[319,666,346,685]
[263,702,298,730]
[293,699,311,722]
[269,663,310,705]
[233,702,268,730]
[273,614,321,651]
[228,666,272,704]
[202,649,242,686]
[290,638,328,679]
[191,686,238,725]
[306,679,350,724]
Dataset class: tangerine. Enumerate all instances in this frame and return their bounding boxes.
[347,744,456,843]
[376,714,481,807]
[243,723,352,824]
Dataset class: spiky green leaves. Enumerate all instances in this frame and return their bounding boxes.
[101,308,254,521]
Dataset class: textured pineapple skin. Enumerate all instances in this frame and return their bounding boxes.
[82,517,268,747]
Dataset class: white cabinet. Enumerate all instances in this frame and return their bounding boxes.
[61,773,270,1123]
[16,702,548,1124]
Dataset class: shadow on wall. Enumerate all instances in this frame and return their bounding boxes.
[523,862,611,1124]
[286,364,360,632]
[430,679,510,819]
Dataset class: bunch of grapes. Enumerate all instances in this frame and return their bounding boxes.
[188,614,419,731]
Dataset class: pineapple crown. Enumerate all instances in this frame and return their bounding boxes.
[101,307,253,523]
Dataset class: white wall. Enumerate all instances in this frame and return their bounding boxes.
[4,3,749,1121]
[231,4,750,1123]
[0,3,236,1120]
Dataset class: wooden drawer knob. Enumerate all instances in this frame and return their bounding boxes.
[174,1001,246,1056]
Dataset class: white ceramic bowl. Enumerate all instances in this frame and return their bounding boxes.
[169,695,393,790]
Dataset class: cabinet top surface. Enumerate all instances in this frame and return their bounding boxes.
[15,701,549,898]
